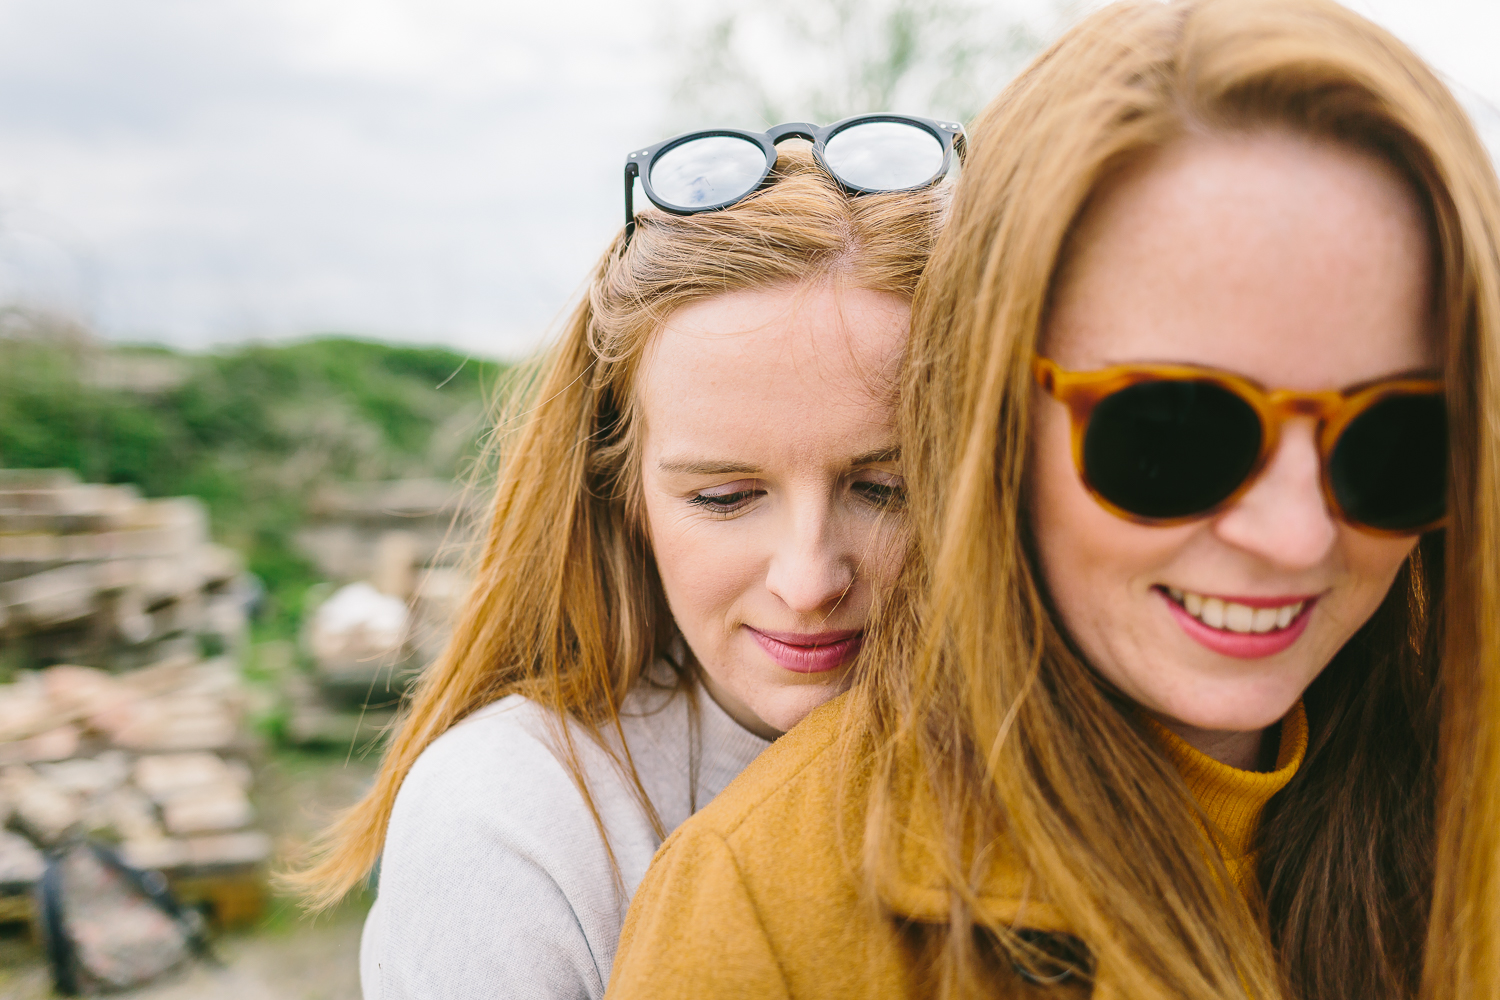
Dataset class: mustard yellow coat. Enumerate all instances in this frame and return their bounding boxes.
[606,695,1305,999]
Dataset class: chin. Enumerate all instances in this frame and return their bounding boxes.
[754,680,849,734]
[1152,679,1306,735]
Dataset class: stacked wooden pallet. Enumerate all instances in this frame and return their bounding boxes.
[0,469,268,931]
[0,468,251,673]
[0,657,270,929]
[285,479,475,746]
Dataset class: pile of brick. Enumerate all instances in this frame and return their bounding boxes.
[0,469,251,672]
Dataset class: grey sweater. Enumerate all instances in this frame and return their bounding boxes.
[359,674,771,999]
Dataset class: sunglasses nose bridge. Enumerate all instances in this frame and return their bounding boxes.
[1266,389,1344,424]
[1262,393,1347,507]
[767,122,819,145]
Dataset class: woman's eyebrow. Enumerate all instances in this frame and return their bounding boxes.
[656,458,761,475]
[658,447,899,476]
[850,447,901,466]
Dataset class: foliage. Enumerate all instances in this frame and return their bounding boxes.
[663,0,1049,130]
[0,331,503,637]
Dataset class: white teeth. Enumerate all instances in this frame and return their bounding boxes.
[1165,588,1306,634]
[1224,602,1253,633]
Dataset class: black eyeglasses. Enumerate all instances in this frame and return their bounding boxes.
[623,113,966,238]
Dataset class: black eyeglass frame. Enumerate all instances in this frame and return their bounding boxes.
[623,113,966,239]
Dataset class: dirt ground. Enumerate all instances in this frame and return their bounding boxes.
[0,745,381,1000]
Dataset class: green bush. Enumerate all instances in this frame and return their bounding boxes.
[0,334,504,637]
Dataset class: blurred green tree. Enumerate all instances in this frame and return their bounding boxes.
[663,0,1050,130]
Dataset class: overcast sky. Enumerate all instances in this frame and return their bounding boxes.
[0,0,1494,360]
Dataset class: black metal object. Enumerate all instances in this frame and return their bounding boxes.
[37,839,217,996]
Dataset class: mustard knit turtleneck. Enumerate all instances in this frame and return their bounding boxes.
[1143,703,1309,896]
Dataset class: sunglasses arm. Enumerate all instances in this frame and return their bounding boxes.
[1033,355,1062,395]
[623,160,640,242]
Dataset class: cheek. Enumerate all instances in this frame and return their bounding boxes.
[1027,404,1186,629]
[1331,528,1419,620]
[858,513,908,592]
[641,488,760,631]
[1028,406,1112,618]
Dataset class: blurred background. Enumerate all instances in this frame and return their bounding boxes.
[0,0,1494,996]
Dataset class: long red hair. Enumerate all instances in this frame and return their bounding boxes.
[854,1,1500,996]
[288,150,948,909]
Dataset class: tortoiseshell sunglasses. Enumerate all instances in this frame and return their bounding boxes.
[1032,357,1447,535]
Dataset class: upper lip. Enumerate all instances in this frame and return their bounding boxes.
[747,627,862,646]
[1160,587,1322,608]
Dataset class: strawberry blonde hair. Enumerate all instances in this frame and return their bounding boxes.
[289,150,947,908]
[855,0,1500,996]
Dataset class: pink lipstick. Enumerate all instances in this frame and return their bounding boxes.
[747,627,863,674]
[1158,587,1317,659]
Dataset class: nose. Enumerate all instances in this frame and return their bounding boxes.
[764,500,858,616]
[1212,418,1338,568]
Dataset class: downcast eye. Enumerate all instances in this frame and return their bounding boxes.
[853,480,906,508]
[687,481,765,514]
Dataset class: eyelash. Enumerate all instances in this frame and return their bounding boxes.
[853,479,906,509]
[687,488,763,516]
[686,478,906,516]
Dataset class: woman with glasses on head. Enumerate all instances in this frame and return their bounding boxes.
[607,1,1500,997]
[289,117,959,999]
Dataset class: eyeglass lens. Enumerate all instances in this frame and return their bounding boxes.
[1082,380,1263,520]
[1328,393,1446,532]
[649,135,767,210]
[1082,381,1447,530]
[823,121,945,191]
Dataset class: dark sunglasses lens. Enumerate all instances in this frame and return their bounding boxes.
[649,135,767,210]
[1083,380,1262,520]
[1330,393,1446,532]
[823,121,945,191]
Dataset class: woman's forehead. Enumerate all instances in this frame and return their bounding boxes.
[642,284,908,398]
[636,284,907,460]
[1044,130,1438,389]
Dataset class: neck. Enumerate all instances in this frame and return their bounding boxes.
[1150,717,1276,771]
[695,661,784,741]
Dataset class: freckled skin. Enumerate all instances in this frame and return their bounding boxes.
[1030,132,1436,768]
[638,284,909,739]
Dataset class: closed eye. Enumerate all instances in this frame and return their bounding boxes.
[687,482,765,516]
[852,478,906,510]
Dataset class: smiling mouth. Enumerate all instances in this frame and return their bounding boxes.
[1159,586,1311,634]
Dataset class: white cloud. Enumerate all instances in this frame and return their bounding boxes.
[0,0,1491,359]
[0,0,667,358]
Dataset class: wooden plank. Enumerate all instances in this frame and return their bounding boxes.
[171,872,267,929]
[0,871,269,934]
[0,888,42,944]
[0,891,33,925]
